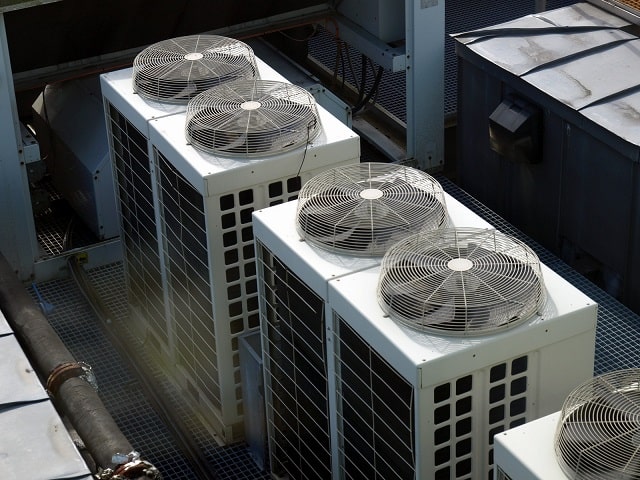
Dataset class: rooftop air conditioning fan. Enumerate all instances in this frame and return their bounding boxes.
[378,228,545,336]
[253,167,490,480]
[145,75,360,444]
[132,35,258,104]
[556,368,640,480]
[326,226,597,479]
[295,162,449,256]
[100,35,261,367]
[185,79,320,157]
[494,369,640,480]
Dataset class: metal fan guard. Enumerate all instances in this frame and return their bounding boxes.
[377,227,545,336]
[554,368,640,480]
[295,162,449,256]
[132,35,258,104]
[185,79,320,157]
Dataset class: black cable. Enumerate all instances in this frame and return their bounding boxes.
[296,118,318,178]
[352,63,384,115]
[355,54,367,108]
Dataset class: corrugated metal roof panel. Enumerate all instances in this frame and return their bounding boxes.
[454,2,640,149]
[581,90,640,144]
[524,38,640,110]
[461,28,633,76]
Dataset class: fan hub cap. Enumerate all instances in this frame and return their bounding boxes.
[241,100,262,110]
[360,188,384,200]
[184,52,204,61]
[447,258,474,272]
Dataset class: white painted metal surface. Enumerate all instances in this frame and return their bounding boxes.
[494,413,567,479]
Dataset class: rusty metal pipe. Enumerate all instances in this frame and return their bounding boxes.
[0,251,148,474]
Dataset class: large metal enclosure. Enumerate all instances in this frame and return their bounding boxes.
[455,2,640,312]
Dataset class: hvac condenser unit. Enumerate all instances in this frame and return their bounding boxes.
[146,79,360,443]
[101,35,261,362]
[253,163,489,480]
[327,227,598,480]
[495,368,640,480]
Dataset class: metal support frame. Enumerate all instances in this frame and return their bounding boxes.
[0,13,39,279]
[405,0,445,170]
[328,1,445,170]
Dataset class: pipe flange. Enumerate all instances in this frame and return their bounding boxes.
[46,361,98,397]
[98,452,162,479]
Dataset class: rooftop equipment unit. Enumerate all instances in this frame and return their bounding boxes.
[494,368,640,480]
[454,3,640,312]
[253,163,491,479]
[327,226,597,480]
[31,77,120,241]
[102,34,359,443]
[145,77,359,444]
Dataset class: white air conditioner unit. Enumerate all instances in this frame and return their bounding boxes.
[253,164,491,479]
[101,34,359,443]
[100,35,262,362]
[495,368,640,480]
[145,79,359,444]
[326,227,597,480]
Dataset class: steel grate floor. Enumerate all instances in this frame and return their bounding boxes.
[31,263,270,480]
[28,175,640,479]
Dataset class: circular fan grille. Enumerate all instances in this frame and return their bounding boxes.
[555,369,640,480]
[295,163,449,256]
[132,35,258,104]
[185,79,320,157]
[377,227,545,335]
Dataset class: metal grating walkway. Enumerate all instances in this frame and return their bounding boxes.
[31,264,270,480]
[29,176,640,479]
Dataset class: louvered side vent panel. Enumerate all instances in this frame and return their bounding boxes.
[106,103,167,356]
[334,315,415,480]
[156,151,221,411]
[258,241,332,480]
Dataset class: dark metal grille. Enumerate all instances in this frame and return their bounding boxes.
[335,314,415,480]
[258,242,332,480]
[107,103,167,351]
[156,150,220,410]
